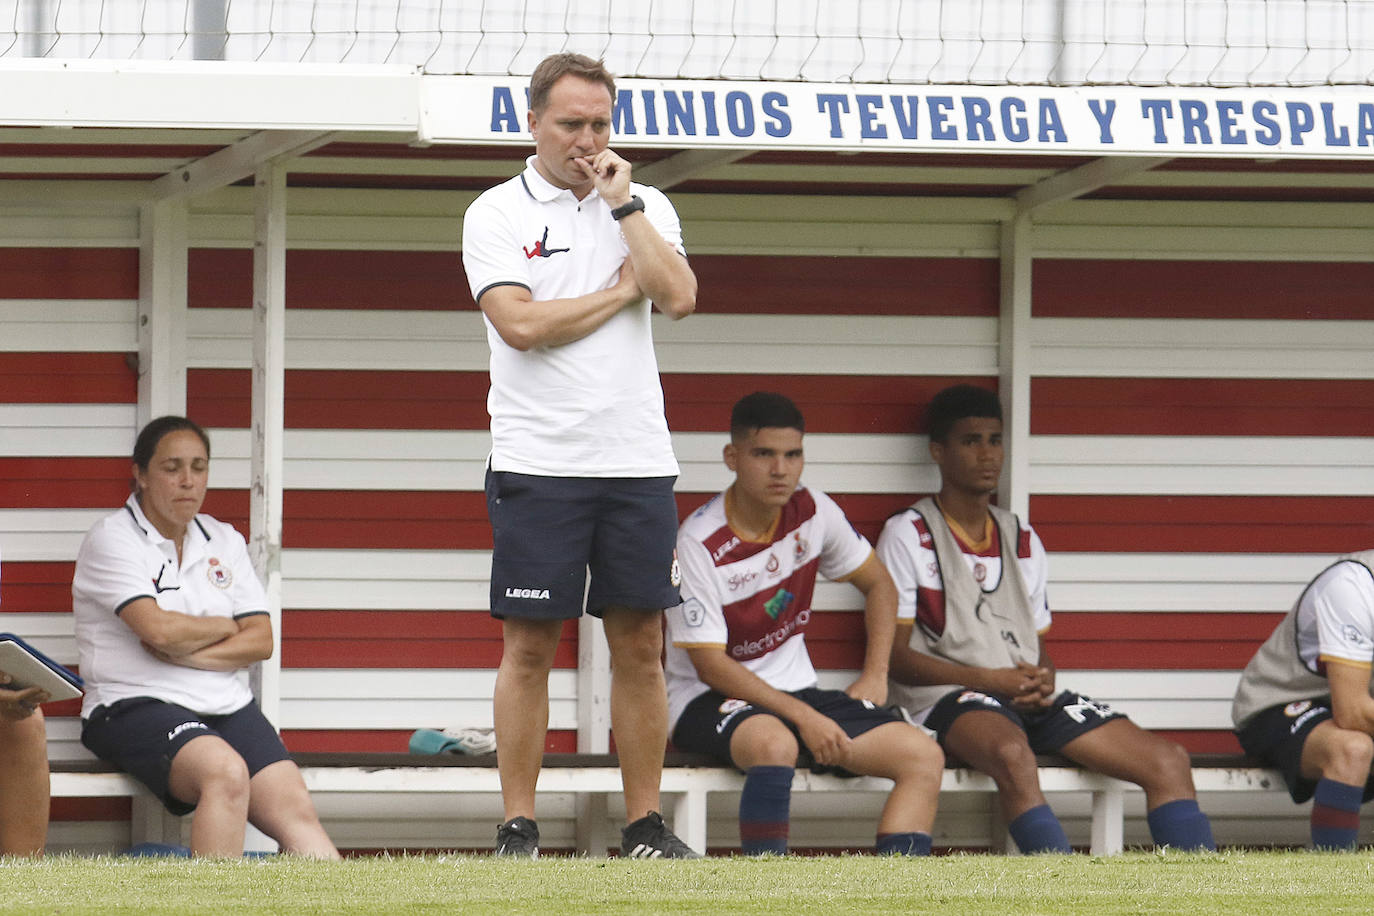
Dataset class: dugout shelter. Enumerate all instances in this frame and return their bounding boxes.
[0,0,1370,853]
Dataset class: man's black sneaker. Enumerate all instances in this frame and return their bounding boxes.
[495,816,540,858]
[619,811,702,859]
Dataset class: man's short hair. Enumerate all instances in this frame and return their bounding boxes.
[926,384,1002,444]
[529,53,616,114]
[730,391,805,440]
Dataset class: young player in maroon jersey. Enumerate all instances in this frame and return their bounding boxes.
[665,392,943,855]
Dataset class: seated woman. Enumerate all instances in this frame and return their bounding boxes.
[72,416,339,858]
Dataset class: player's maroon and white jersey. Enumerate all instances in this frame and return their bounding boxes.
[665,485,874,729]
[877,504,1051,641]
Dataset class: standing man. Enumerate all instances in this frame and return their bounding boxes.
[877,384,1214,853]
[461,52,698,859]
[667,393,944,856]
[1233,551,1374,850]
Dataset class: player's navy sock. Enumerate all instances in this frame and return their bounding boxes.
[875,831,932,856]
[1145,798,1216,851]
[1310,778,1362,851]
[739,765,793,855]
[1007,804,1072,854]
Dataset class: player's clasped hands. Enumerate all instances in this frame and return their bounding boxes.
[1009,662,1055,710]
[983,662,1053,709]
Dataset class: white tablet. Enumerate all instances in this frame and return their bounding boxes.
[0,633,84,702]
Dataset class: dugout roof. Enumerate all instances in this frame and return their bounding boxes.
[0,63,1369,204]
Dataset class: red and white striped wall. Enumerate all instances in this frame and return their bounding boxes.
[2,181,1371,849]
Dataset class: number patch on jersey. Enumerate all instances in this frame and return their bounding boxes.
[681,597,705,628]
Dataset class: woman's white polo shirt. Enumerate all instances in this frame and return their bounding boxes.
[72,497,268,720]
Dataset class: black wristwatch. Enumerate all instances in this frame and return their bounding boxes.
[610,195,645,221]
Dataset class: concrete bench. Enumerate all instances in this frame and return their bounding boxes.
[290,751,1287,856]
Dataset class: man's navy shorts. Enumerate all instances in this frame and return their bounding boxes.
[672,686,907,775]
[923,688,1125,755]
[81,696,291,815]
[1236,696,1374,804]
[486,469,681,620]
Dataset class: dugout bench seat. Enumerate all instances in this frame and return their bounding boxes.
[49,758,182,848]
[49,752,1287,855]
[290,751,1285,855]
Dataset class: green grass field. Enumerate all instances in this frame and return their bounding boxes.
[2,851,1372,915]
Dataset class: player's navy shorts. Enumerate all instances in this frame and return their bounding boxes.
[922,688,1125,755]
[672,686,907,775]
[81,696,291,815]
[486,469,681,620]
[1236,696,1374,804]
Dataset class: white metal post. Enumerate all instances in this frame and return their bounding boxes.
[249,162,287,724]
[1000,156,1170,522]
[245,160,288,856]
[998,211,1033,519]
[191,0,228,61]
[575,613,613,854]
[136,200,189,428]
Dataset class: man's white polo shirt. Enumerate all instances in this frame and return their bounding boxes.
[72,497,267,719]
[462,157,684,478]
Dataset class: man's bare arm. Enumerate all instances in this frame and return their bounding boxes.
[579,148,696,320]
[479,259,642,351]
